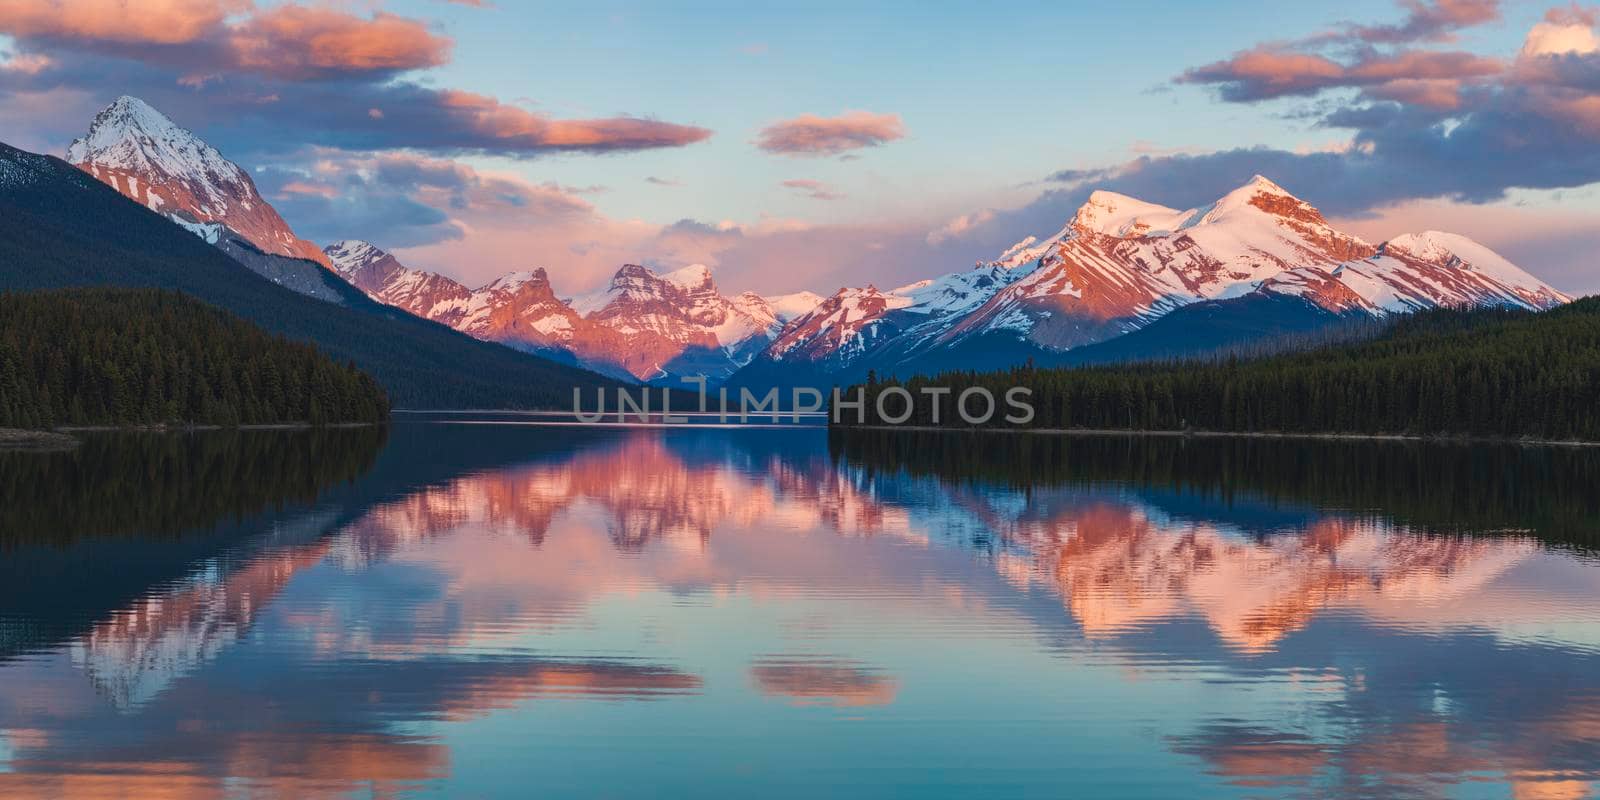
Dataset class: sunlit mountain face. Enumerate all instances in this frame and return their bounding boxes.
[2,425,1599,798]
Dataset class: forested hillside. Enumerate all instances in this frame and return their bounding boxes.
[0,288,388,428]
[840,298,1600,441]
[0,142,623,408]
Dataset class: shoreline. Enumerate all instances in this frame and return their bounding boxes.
[1,421,383,447]
[0,428,80,451]
[52,421,383,432]
[832,424,1600,448]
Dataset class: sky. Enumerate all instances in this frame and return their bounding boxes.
[1,0,1597,297]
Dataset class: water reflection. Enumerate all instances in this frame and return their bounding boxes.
[1,424,1597,798]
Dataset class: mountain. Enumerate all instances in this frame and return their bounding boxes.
[65,96,346,305]
[68,96,327,265]
[734,175,1570,388]
[325,239,475,323]
[0,140,626,409]
[325,240,824,385]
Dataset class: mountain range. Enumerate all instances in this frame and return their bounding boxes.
[324,240,821,383]
[47,96,1577,392]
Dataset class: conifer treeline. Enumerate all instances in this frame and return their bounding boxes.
[0,288,389,428]
[839,298,1600,440]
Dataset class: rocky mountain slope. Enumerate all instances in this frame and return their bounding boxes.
[327,240,822,384]
[67,96,328,267]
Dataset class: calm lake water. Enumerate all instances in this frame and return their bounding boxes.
[3,420,1600,799]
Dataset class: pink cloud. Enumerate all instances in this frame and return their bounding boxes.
[1181,48,1345,98]
[0,51,54,75]
[1366,77,1467,109]
[437,89,712,152]
[277,180,339,199]
[1340,0,1502,44]
[227,6,453,81]
[1180,47,1501,100]
[781,178,845,200]
[1346,50,1502,81]
[0,0,245,46]
[755,111,906,156]
[0,1,449,81]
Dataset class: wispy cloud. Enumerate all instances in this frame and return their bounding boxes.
[781,178,844,200]
[755,111,905,157]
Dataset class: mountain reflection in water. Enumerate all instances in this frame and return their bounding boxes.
[1,423,1597,799]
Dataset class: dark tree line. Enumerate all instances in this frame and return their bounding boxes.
[839,298,1600,441]
[0,288,389,428]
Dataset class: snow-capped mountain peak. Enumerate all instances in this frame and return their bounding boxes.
[1380,230,1533,279]
[322,251,805,384]
[663,263,715,290]
[1198,173,1330,228]
[67,96,246,192]
[483,269,550,293]
[325,240,385,273]
[68,96,327,266]
[741,173,1566,380]
[765,291,826,323]
[1070,190,1190,238]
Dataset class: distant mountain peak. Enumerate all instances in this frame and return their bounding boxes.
[68,95,245,195]
[1070,190,1188,237]
[663,263,715,290]
[1203,174,1327,227]
[325,240,386,273]
[482,269,552,293]
[67,95,327,266]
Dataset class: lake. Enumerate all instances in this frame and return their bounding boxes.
[2,419,1599,798]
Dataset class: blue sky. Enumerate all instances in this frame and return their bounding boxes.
[396,0,1563,219]
[1,0,1596,294]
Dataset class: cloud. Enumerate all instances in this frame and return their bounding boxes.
[277,179,338,199]
[925,208,997,245]
[0,54,711,158]
[225,6,452,81]
[755,111,905,156]
[260,150,596,251]
[428,89,711,152]
[1512,8,1600,91]
[1179,47,1502,102]
[0,2,711,159]
[0,0,245,46]
[645,175,682,186]
[0,50,52,75]
[781,178,844,200]
[1122,0,1600,234]
[0,2,447,81]
[1337,0,1502,45]
[1523,13,1600,57]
